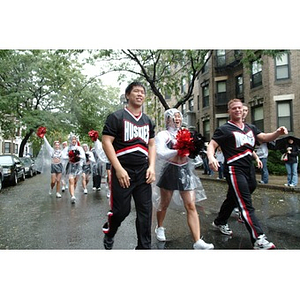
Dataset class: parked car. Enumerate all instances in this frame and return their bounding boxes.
[20,157,37,177]
[0,165,4,191]
[0,155,26,186]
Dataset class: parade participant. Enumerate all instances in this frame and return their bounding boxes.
[36,127,63,198]
[81,144,95,194]
[207,98,288,249]
[88,130,109,193]
[215,146,224,179]
[61,141,68,192]
[154,108,213,250]
[91,147,102,191]
[101,82,156,250]
[62,135,85,204]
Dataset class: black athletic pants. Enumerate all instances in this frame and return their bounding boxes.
[214,165,264,244]
[104,164,152,249]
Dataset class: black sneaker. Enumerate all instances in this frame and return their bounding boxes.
[103,235,114,250]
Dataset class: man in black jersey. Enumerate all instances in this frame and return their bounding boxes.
[207,98,287,249]
[101,82,156,249]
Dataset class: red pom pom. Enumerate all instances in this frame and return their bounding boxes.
[88,130,99,142]
[37,126,47,138]
[174,128,195,157]
[68,149,80,163]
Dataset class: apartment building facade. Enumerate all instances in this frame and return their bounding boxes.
[191,50,300,141]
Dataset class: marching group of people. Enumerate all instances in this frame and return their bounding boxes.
[38,129,109,204]
[38,81,296,251]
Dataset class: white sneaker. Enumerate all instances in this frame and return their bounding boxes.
[92,187,96,191]
[71,196,76,204]
[233,207,239,215]
[83,188,88,194]
[212,221,233,235]
[62,186,65,192]
[56,192,62,198]
[253,234,275,250]
[193,239,214,250]
[97,187,101,191]
[155,226,166,242]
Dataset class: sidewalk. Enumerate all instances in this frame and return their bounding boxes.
[197,169,300,193]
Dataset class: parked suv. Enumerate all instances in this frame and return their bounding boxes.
[0,155,26,186]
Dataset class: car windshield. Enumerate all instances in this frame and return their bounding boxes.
[0,156,13,164]
[20,158,31,164]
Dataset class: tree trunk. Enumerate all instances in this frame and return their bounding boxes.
[19,129,34,157]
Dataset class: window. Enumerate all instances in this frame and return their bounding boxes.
[15,144,18,155]
[181,77,188,94]
[277,101,292,131]
[203,120,210,142]
[252,105,264,131]
[217,117,228,127]
[202,84,209,108]
[182,103,186,116]
[197,95,200,110]
[275,53,290,80]
[216,81,227,105]
[202,51,210,73]
[251,61,262,88]
[4,142,10,153]
[216,50,226,67]
[236,75,243,98]
[188,98,194,111]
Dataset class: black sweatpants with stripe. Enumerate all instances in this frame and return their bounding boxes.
[214,165,264,244]
[104,164,152,249]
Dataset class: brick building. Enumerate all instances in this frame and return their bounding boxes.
[191,50,300,141]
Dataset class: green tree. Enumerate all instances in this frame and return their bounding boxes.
[93,49,287,110]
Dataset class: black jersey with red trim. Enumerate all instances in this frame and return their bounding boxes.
[212,121,261,168]
[102,107,155,166]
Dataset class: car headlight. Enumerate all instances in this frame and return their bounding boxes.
[25,167,29,171]
[3,168,11,175]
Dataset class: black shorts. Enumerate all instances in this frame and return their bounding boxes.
[157,163,196,191]
[82,164,92,175]
[51,163,63,174]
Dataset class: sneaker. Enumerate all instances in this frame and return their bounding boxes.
[103,235,114,250]
[155,226,166,242]
[49,188,52,195]
[71,196,76,204]
[92,187,96,191]
[97,187,101,191]
[62,186,65,192]
[284,183,289,187]
[193,239,214,250]
[253,234,276,250]
[56,192,62,198]
[212,221,233,235]
[289,184,295,187]
[83,188,88,194]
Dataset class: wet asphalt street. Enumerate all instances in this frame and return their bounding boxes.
[0,171,300,250]
[1,171,299,300]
